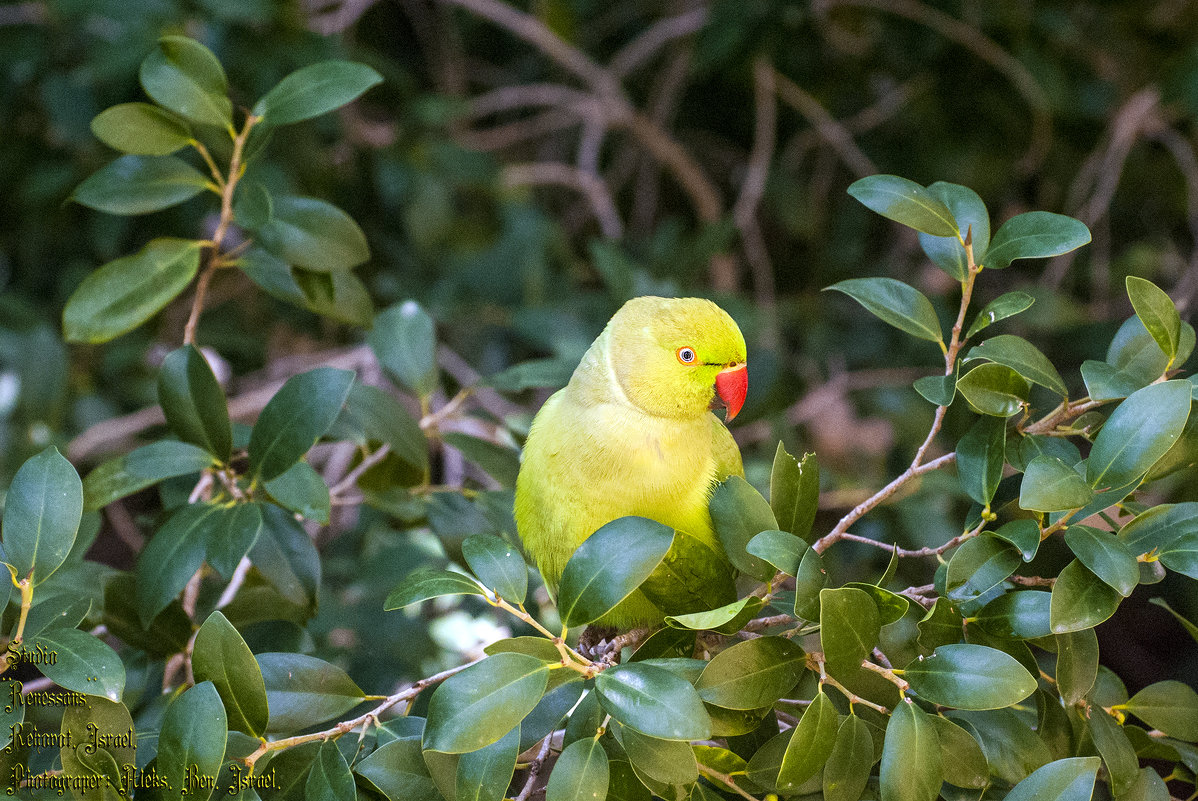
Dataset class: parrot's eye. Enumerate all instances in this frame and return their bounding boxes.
[677,347,697,364]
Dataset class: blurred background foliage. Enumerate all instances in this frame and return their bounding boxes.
[2,0,1197,695]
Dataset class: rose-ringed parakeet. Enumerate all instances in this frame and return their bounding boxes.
[515,296,748,626]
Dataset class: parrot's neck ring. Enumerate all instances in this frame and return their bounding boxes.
[602,334,640,413]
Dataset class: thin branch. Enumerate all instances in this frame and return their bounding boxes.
[513,735,553,801]
[735,58,780,338]
[502,162,624,238]
[772,69,877,178]
[329,445,393,498]
[609,7,708,77]
[696,764,762,801]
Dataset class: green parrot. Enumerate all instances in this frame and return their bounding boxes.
[514,296,748,626]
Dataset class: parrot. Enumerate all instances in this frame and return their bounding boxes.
[514,296,748,627]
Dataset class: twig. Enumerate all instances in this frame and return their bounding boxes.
[696,764,762,801]
[328,445,393,498]
[502,162,624,238]
[742,613,795,632]
[514,735,553,801]
[773,69,877,177]
[216,557,254,608]
[734,58,779,340]
[609,7,708,77]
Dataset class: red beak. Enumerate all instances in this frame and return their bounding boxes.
[715,364,748,422]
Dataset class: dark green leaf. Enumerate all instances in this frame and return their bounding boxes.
[354,737,439,801]
[250,504,321,610]
[159,345,232,460]
[369,300,439,398]
[946,709,1050,784]
[594,662,711,741]
[745,529,806,576]
[826,277,943,342]
[1055,628,1098,705]
[1019,456,1094,512]
[793,547,827,621]
[966,291,1035,339]
[1088,706,1139,796]
[615,723,697,787]
[547,736,609,801]
[257,195,370,271]
[3,446,82,586]
[248,367,354,481]
[1087,380,1192,490]
[777,691,838,791]
[914,371,957,406]
[880,701,942,801]
[233,180,273,229]
[385,567,485,609]
[709,476,779,581]
[967,335,1067,396]
[975,590,1052,639]
[745,728,793,793]
[984,211,1091,270]
[1122,681,1198,740]
[238,248,374,328]
[60,697,135,799]
[457,725,519,801]
[993,519,1041,562]
[424,653,549,753]
[1160,530,1198,578]
[23,594,90,640]
[957,362,1029,417]
[1119,502,1198,555]
[927,715,988,789]
[204,501,265,579]
[823,715,874,801]
[1108,315,1192,384]
[82,443,210,511]
[139,35,232,127]
[485,358,576,393]
[918,598,963,652]
[820,587,879,680]
[1004,756,1099,801]
[945,534,1020,601]
[264,462,330,524]
[1050,560,1121,634]
[843,582,910,624]
[557,516,674,627]
[30,627,124,701]
[193,611,269,737]
[91,102,192,155]
[444,433,520,488]
[918,181,989,280]
[904,643,1036,710]
[306,739,356,801]
[695,636,805,710]
[157,681,228,801]
[72,154,209,215]
[462,534,527,604]
[847,174,958,236]
[63,238,202,344]
[1126,276,1181,362]
[956,416,1005,507]
[769,443,819,541]
[258,652,365,734]
[336,383,429,473]
[136,503,217,624]
[253,61,382,126]
[1080,360,1144,401]
[1064,526,1138,596]
[1150,597,1198,643]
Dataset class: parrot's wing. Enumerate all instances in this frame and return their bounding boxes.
[710,413,744,481]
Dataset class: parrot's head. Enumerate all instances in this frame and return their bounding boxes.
[605,296,748,422]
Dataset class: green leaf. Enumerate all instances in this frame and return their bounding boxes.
[1080,360,1144,401]
[914,371,957,406]
[1088,706,1139,796]
[248,367,355,482]
[424,653,549,753]
[1019,456,1094,512]
[957,362,1029,417]
[250,504,321,611]
[695,636,805,710]
[967,335,1067,396]
[594,662,711,741]
[81,442,210,511]
[904,643,1036,710]
[238,248,374,328]
[234,179,273,229]
[1122,681,1198,740]
[557,517,674,627]
[63,238,201,344]
[1063,526,1138,596]
[136,502,219,624]
[917,181,990,280]
[486,358,576,393]
[956,416,1006,506]
[457,725,519,801]
[264,461,330,524]
[880,701,942,801]
[1119,502,1198,555]
[966,291,1035,339]
[257,195,370,271]
[917,597,963,652]
[945,534,1020,601]
[335,383,429,473]
[307,740,356,801]
[354,737,439,801]
[1126,276,1181,362]
[615,723,698,787]
[709,476,779,582]
[91,102,192,155]
[444,433,521,489]
[823,715,875,801]
[843,582,910,624]
[1055,628,1099,705]
[1108,315,1193,384]
[745,728,794,793]
[946,709,1050,784]
[253,60,382,125]
[769,444,819,541]
[193,611,269,737]
[1150,597,1198,644]
[927,715,988,789]
[777,691,838,791]
[1004,757,1099,801]
[258,652,365,734]
[462,534,527,604]
[984,211,1091,270]
[159,345,232,460]
[820,587,879,680]
[745,529,806,576]
[72,154,210,215]
[204,501,265,578]
[30,627,125,701]
[2,446,82,586]
[59,697,135,799]
[1160,530,1198,578]
[1050,560,1121,633]
[369,300,440,398]
[139,35,232,127]
[158,681,228,801]
[547,736,609,801]
[385,567,486,609]
[665,596,762,633]
[847,174,959,237]
[1087,380,1193,490]
[826,277,943,343]
[994,519,1041,562]
[793,547,827,621]
[975,591,1052,639]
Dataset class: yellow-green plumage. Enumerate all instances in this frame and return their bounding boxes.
[515,296,747,626]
